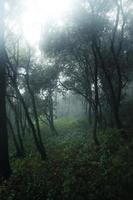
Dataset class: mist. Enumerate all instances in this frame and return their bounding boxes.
[0,0,133,199]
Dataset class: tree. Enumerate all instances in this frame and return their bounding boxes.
[41,0,133,143]
[29,61,59,135]
[0,0,11,179]
[6,43,47,160]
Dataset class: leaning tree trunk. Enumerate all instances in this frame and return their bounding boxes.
[11,80,47,160]
[6,47,47,159]
[25,69,47,157]
[0,0,11,179]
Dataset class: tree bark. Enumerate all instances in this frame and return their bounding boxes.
[92,43,100,146]
[0,0,11,179]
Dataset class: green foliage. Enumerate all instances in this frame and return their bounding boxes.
[1,119,133,200]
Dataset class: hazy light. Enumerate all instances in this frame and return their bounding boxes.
[22,0,72,45]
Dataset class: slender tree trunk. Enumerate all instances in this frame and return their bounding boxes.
[98,101,103,129]
[88,102,92,125]
[0,0,11,179]
[92,43,100,146]
[7,97,25,157]
[93,76,99,146]
[7,117,22,158]
[49,120,58,136]
[94,40,122,130]
[19,103,26,137]
[48,89,57,135]
[25,71,47,158]
[6,46,47,159]
[112,104,122,129]
[12,81,47,160]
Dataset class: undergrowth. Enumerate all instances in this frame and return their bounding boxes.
[1,119,133,200]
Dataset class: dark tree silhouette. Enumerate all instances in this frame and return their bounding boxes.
[0,0,11,179]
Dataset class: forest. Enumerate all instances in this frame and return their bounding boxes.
[0,0,133,199]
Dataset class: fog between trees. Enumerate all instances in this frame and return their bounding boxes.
[0,0,133,199]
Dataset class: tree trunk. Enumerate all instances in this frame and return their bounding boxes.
[7,97,25,157]
[25,69,47,158]
[113,104,122,129]
[0,0,11,179]
[12,81,47,160]
[7,117,22,158]
[48,89,58,135]
[92,43,100,146]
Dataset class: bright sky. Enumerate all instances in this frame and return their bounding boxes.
[6,0,132,46]
[21,0,73,45]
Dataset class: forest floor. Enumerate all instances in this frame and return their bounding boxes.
[0,118,133,200]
